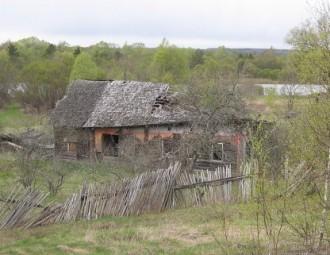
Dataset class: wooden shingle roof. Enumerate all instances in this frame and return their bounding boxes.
[52,80,192,128]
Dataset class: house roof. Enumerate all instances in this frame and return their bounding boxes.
[52,80,192,128]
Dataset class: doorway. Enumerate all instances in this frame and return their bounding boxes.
[103,134,119,157]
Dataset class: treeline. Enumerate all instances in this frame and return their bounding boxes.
[0,37,288,111]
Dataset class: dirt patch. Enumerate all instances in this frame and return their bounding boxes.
[177,230,212,244]
[84,229,97,244]
[138,223,213,245]
[57,245,89,254]
[92,221,118,230]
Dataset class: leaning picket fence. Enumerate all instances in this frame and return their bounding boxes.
[173,164,252,207]
[0,162,252,230]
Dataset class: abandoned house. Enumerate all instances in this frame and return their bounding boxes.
[52,80,249,175]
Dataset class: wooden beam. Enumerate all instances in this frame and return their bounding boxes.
[174,175,248,190]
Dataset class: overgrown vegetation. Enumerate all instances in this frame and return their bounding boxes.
[0,1,329,255]
[0,36,291,112]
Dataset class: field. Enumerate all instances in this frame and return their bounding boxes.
[0,204,247,254]
[0,149,267,254]
[0,201,306,255]
[0,99,327,255]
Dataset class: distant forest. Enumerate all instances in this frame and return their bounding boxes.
[0,37,290,111]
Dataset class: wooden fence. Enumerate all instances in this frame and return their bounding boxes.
[173,164,251,207]
[0,186,48,229]
[0,162,252,230]
[28,162,181,228]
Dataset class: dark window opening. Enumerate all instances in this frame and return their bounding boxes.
[103,134,119,157]
[212,143,224,160]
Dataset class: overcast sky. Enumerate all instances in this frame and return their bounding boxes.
[0,0,311,49]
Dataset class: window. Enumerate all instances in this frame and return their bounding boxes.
[67,142,77,153]
[212,143,224,160]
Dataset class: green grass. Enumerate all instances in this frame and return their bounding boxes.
[246,95,312,120]
[0,103,47,133]
[0,152,325,254]
[0,152,285,254]
[0,204,267,255]
[1,200,318,254]
[0,153,134,203]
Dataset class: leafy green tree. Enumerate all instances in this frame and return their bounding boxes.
[150,39,189,84]
[189,49,204,69]
[287,2,330,90]
[45,43,56,57]
[73,46,81,57]
[0,51,18,106]
[242,61,258,77]
[251,48,284,80]
[69,53,105,81]
[15,37,49,64]
[7,42,19,59]
[189,47,240,89]
[287,1,330,247]
[18,53,74,110]
[118,43,153,81]
[279,54,299,112]
[214,47,238,79]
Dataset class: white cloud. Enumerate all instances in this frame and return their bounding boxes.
[0,0,310,48]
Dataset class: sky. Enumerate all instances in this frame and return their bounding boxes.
[0,0,312,49]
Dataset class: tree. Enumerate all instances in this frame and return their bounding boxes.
[18,53,73,111]
[150,39,189,84]
[73,46,81,57]
[44,43,56,57]
[7,42,19,60]
[279,54,299,113]
[69,53,104,81]
[287,1,330,248]
[287,96,330,249]
[176,68,246,168]
[189,49,204,69]
[287,1,330,91]
[0,51,18,106]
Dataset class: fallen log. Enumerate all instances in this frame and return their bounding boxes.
[0,141,23,151]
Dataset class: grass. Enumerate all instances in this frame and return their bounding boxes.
[0,199,319,254]
[0,203,268,255]
[0,151,308,254]
[0,152,320,255]
[0,101,326,254]
[0,103,47,133]
[0,152,134,203]
[246,95,312,120]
